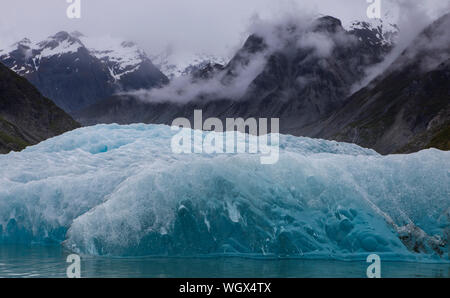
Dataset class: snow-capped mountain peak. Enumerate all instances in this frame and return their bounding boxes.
[15,37,33,47]
[0,31,154,79]
[78,35,149,81]
[151,50,229,79]
[37,31,84,59]
[347,18,399,47]
[0,31,85,75]
[0,31,168,113]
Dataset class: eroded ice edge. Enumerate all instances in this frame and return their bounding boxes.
[0,124,448,262]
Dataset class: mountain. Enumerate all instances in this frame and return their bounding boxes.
[311,13,450,154]
[150,49,228,79]
[77,16,395,131]
[0,32,168,114]
[345,18,398,49]
[77,14,450,155]
[0,62,80,154]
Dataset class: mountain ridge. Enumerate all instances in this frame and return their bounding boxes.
[310,13,450,154]
[76,16,396,133]
[0,62,80,154]
[0,31,168,114]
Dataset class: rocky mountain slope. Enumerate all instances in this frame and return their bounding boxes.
[76,16,396,133]
[77,14,450,155]
[0,32,168,114]
[311,13,450,154]
[0,62,80,154]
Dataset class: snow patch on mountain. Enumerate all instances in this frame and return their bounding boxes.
[0,32,151,80]
[345,18,399,47]
[78,35,149,81]
[151,50,229,79]
[39,39,81,58]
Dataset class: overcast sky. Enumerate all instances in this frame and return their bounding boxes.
[1,0,449,57]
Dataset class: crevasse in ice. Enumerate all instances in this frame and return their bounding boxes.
[0,124,448,260]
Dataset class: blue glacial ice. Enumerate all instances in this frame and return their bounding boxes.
[0,124,448,261]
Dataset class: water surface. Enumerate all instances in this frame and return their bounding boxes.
[0,245,448,278]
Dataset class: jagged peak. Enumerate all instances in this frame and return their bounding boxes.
[346,18,399,48]
[150,50,229,79]
[313,16,344,33]
[17,37,32,45]
[348,19,398,35]
[0,31,152,78]
[7,38,35,52]
[36,31,85,53]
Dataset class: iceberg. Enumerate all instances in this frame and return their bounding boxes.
[0,124,448,261]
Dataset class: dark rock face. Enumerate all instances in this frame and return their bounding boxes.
[312,16,343,33]
[312,13,450,154]
[77,14,450,154]
[118,59,169,91]
[77,16,394,133]
[0,32,168,114]
[0,62,80,154]
[312,60,450,154]
[24,47,114,113]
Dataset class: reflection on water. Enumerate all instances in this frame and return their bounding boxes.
[0,245,448,278]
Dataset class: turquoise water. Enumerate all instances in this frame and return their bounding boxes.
[0,245,448,278]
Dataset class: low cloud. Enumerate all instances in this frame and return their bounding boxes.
[352,0,450,93]
[126,51,267,104]
[113,1,449,104]
[129,9,358,104]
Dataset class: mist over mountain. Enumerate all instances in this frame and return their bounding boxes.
[311,12,450,154]
[76,15,396,132]
[2,8,445,156]
[75,12,450,155]
[150,47,229,79]
[0,32,168,114]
